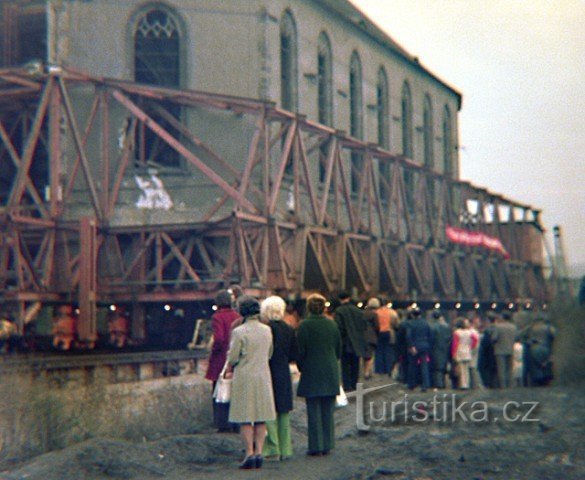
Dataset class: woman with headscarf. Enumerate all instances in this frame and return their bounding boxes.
[226,296,276,469]
[205,289,241,432]
[261,295,297,461]
[296,293,342,456]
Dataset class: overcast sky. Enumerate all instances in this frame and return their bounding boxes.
[350,0,585,275]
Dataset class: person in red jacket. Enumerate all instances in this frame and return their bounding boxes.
[205,289,241,432]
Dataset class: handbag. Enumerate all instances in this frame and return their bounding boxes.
[213,362,232,404]
[335,385,348,409]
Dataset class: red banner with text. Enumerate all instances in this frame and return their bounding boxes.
[445,226,510,259]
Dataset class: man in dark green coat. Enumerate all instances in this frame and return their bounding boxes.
[296,293,342,456]
[334,291,366,391]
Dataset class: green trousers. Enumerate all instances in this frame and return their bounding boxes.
[305,396,336,453]
[263,412,293,458]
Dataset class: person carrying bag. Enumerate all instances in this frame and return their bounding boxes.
[213,361,232,404]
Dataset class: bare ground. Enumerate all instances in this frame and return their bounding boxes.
[2,378,584,480]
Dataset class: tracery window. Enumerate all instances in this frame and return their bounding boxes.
[134,8,180,88]
[133,6,182,168]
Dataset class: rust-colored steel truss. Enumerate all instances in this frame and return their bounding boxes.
[0,67,548,339]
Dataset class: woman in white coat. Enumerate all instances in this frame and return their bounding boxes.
[227,296,276,469]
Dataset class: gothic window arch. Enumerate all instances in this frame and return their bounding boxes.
[377,67,390,199]
[317,31,333,182]
[401,81,414,210]
[377,67,389,149]
[280,10,298,112]
[350,51,363,193]
[132,5,184,168]
[133,6,181,88]
[423,94,434,169]
[401,81,413,159]
[443,105,453,176]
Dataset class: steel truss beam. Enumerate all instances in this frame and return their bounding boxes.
[0,68,549,336]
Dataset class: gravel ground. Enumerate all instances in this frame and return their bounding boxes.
[2,377,584,480]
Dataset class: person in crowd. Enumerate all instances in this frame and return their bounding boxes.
[469,314,484,389]
[0,313,19,354]
[451,317,479,389]
[107,307,130,348]
[226,296,276,469]
[228,284,244,306]
[205,289,241,433]
[373,299,399,376]
[51,305,77,351]
[362,298,380,380]
[324,300,336,320]
[579,275,585,307]
[478,312,498,388]
[261,296,297,461]
[395,309,410,383]
[491,312,518,388]
[429,310,452,388]
[523,316,556,386]
[406,306,433,391]
[283,302,300,329]
[296,293,342,456]
[334,291,366,392]
[513,340,524,387]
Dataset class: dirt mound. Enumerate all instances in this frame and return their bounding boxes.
[3,381,584,480]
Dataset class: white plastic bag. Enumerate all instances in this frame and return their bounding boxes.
[335,385,348,408]
[213,363,232,404]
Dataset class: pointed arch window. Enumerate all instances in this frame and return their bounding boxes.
[350,51,363,193]
[134,7,180,87]
[133,6,182,167]
[377,68,389,149]
[317,32,333,127]
[423,94,434,169]
[443,105,453,176]
[401,81,413,159]
[280,10,298,112]
[317,32,333,182]
[401,81,414,210]
[377,67,390,199]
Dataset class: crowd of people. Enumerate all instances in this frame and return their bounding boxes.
[204,286,556,469]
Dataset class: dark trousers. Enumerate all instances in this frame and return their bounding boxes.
[432,366,447,389]
[374,333,396,375]
[212,382,236,431]
[341,351,360,391]
[407,351,431,390]
[306,396,336,453]
[495,354,513,388]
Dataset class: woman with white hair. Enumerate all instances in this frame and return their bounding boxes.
[261,295,297,461]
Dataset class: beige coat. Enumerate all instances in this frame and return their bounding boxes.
[227,315,276,423]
